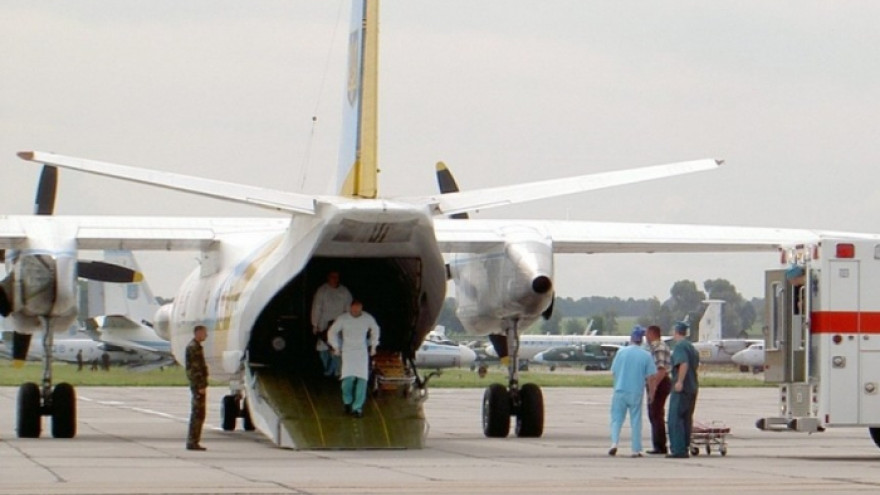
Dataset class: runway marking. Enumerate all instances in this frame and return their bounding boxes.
[79,394,220,429]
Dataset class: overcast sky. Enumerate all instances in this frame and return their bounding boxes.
[3,1,880,301]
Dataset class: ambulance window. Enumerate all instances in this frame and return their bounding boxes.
[770,282,783,350]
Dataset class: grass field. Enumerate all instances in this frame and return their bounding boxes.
[0,362,768,388]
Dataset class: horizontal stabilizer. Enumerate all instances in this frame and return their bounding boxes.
[409,159,722,217]
[18,151,320,215]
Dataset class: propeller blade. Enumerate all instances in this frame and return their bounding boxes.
[34,165,58,215]
[77,260,143,283]
[0,278,11,316]
[435,162,469,219]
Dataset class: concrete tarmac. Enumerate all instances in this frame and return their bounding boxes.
[2,385,880,494]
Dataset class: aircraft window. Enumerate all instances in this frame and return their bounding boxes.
[770,282,782,350]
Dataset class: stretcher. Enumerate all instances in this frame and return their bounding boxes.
[689,420,729,456]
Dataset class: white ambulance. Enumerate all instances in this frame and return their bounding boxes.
[757,237,880,449]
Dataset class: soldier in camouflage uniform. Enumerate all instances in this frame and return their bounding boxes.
[185,325,209,451]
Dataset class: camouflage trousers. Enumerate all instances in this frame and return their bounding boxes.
[187,388,206,447]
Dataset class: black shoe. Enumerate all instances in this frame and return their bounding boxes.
[608,447,617,456]
[186,444,207,451]
[665,453,689,458]
[646,449,668,455]
[353,410,363,419]
[344,404,352,415]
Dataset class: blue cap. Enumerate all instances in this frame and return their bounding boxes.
[673,321,690,334]
[630,325,646,343]
[785,264,805,280]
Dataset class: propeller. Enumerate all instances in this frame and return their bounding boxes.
[435,162,469,219]
[32,164,141,283]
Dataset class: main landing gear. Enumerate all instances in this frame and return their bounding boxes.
[221,393,255,432]
[16,330,76,439]
[481,319,544,438]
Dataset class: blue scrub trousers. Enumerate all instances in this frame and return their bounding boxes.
[341,376,368,413]
[610,390,644,453]
[668,390,697,456]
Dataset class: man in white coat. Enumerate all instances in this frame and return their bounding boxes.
[311,270,352,376]
[328,300,381,418]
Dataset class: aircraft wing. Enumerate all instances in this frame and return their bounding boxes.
[433,218,880,254]
[403,159,722,217]
[0,215,289,251]
[18,151,322,215]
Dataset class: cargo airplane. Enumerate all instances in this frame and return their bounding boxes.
[3,0,863,447]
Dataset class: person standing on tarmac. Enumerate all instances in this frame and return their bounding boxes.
[667,321,700,458]
[185,325,209,451]
[608,327,656,458]
[328,300,380,418]
[645,324,672,455]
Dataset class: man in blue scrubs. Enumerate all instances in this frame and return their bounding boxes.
[608,327,656,457]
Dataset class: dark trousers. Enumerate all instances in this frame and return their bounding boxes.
[188,388,206,447]
[668,390,697,456]
[648,376,671,452]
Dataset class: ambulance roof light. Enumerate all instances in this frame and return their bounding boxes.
[836,243,855,259]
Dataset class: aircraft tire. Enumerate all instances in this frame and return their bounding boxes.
[221,395,239,431]
[482,384,510,438]
[17,382,41,438]
[242,399,255,431]
[51,383,77,439]
[515,383,544,438]
[869,427,880,449]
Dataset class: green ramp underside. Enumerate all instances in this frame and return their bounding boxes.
[255,369,427,449]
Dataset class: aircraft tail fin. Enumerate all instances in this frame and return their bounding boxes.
[699,300,724,341]
[336,0,379,198]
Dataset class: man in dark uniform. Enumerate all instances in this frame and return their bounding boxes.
[667,321,699,458]
[185,325,209,451]
[76,349,83,372]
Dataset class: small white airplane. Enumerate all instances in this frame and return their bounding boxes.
[6,0,879,447]
[692,300,761,365]
[731,341,764,372]
[484,332,633,361]
[414,326,476,369]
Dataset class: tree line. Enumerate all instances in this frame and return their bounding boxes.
[437,278,763,340]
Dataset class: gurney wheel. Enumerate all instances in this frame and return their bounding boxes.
[690,446,699,456]
[720,445,728,456]
[706,445,711,456]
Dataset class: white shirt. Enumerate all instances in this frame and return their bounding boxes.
[327,311,381,380]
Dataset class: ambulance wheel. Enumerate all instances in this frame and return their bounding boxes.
[242,399,255,431]
[869,427,880,449]
[17,382,41,438]
[51,383,76,439]
[515,383,544,438]
[482,384,510,438]
[221,395,239,431]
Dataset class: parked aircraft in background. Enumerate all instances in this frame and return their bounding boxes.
[414,326,476,369]
[692,300,761,366]
[532,344,611,371]
[484,333,632,361]
[732,341,765,373]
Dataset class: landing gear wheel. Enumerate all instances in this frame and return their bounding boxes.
[51,382,76,438]
[482,384,511,438]
[17,382,41,438]
[242,399,255,431]
[221,395,239,431]
[515,383,544,438]
[869,427,880,449]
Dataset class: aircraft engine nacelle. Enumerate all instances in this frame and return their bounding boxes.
[0,253,78,334]
[450,226,554,335]
[153,303,173,341]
